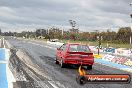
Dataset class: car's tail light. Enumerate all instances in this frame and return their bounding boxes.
[87,53,94,58]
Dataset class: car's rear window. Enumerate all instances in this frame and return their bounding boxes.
[68,45,90,52]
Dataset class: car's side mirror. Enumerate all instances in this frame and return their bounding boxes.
[57,48,60,50]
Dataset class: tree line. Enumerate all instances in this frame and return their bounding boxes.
[1,27,132,44]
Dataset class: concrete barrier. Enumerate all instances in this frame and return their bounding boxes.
[115,48,132,56]
[102,54,115,62]
[103,48,115,53]
[0,47,16,88]
[99,54,132,68]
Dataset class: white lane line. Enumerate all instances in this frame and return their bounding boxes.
[48,81,59,88]
[5,49,10,61]
[0,61,7,64]
[3,38,5,48]
[6,63,16,88]
[5,48,16,88]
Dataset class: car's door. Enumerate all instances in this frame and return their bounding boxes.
[58,44,67,61]
[60,44,67,59]
[56,47,61,59]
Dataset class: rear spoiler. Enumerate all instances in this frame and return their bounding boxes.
[67,52,93,55]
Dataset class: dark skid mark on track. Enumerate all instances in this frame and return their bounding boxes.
[9,49,49,88]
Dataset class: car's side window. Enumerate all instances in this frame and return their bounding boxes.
[60,45,64,51]
[59,44,66,51]
[62,45,67,51]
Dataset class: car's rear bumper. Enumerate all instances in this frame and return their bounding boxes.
[64,59,94,66]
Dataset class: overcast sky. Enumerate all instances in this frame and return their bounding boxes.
[0,0,132,32]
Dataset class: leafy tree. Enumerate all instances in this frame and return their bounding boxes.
[116,27,131,43]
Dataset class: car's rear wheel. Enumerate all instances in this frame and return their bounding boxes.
[60,59,65,68]
[55,57,59,64]
[86,65,92,70]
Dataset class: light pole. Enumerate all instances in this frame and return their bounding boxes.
[98,32,101,55]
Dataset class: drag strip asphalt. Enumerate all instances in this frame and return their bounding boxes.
[6,38,132,88]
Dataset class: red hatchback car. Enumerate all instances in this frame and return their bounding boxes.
[55,43,94,70]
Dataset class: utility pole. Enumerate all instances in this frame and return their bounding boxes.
[95,30,101,55]
[61,26,64,36]
[47,27,50,41]
[130,14,132,44]
[130,36,132,44]
[61,26,64,40]
[40,29,42,38]
[130,3,132,46]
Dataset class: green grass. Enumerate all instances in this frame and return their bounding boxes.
[60,40,132,49]
[21,37,132,49]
